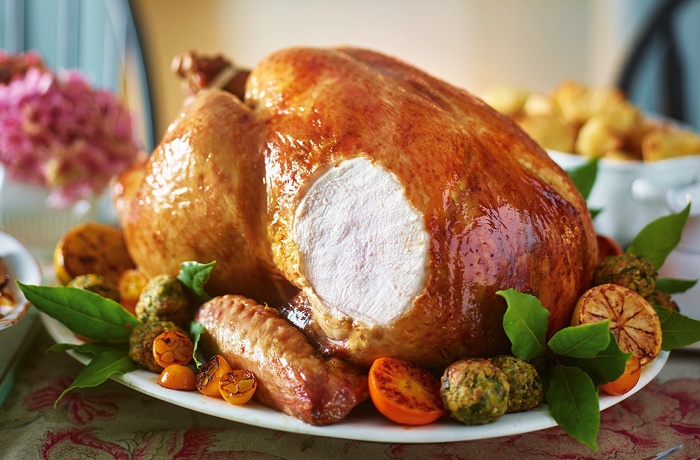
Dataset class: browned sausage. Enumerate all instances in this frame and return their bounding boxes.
[195,295,369,426]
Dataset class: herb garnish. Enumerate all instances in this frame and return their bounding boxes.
[18,261,215,405]
[499,201,700,450]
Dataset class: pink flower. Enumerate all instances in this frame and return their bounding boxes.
[0,60,141,207]
[23,376,121,425]
[41,428,131,460]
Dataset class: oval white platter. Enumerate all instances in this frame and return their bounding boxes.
[41,314,669,444]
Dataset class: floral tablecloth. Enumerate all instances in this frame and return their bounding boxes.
[1,323,699,460]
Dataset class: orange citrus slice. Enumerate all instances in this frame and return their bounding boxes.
[368,356,445,426]
[572,283,662,366]
[54,222,135,286]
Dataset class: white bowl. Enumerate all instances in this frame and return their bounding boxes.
[666,183,700,252]
[547,149,700,246]
[0,231,43,330]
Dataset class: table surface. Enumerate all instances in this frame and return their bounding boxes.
[1,317,699,460]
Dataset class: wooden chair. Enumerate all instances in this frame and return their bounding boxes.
[617,0,700,130]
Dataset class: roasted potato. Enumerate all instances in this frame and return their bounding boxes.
[483,80,699,162]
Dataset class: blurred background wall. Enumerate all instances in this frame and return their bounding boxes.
[133,0,681,141]
[3,0,697,147]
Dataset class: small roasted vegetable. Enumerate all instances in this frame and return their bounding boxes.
[53,222,135,286]
[152,330,194,368]
[129,321,183,372]
[158,364,197,391]
[68,274,121,302]
[592,253,657,298]
[368,356,445,426]
[135,274,190,326]
[645,290,679,312]
[490,355,543,413]
[440,358,509,425]
[219,370,258,405]
[118,269,149,314]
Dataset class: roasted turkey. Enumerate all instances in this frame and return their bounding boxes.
[114,46,597,369]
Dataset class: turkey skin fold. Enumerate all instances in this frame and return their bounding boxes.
[114,46,597,419]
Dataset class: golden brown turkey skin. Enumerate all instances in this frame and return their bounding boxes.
[113,91,297,305]
[252,48,597,365]
[115,46,597,368]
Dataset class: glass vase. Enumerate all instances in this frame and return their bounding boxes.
[0,167,97,264]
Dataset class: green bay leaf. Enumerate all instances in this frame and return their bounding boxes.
[547,365,600,451]
[655,277,698,294]
[498,289,549,362]
[566,158,599,200]
[626,203,690,269]
[48,342,128,357]
[54,349,136,407]
[656,307,700,350]
[178,260,215,303]
[18,283,139,342]
[189,320,206,369]
[560,331,630,386]
[548,321,611,358]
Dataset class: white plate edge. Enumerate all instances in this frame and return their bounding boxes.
[40,313,669,444]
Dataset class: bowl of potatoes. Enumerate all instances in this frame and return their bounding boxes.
[482,80,700,247]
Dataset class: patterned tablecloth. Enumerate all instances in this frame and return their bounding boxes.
[1,320,699,460]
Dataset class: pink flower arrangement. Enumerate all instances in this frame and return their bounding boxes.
[0,52,141,207]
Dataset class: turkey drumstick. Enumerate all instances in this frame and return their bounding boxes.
[171,50,249,99]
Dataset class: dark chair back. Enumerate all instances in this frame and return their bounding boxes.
[618,0,700,130]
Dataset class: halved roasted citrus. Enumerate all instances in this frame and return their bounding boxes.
[572,283,662,366]
[152,330,194,368]
[219,370,258,405]
[54,222,135,285]
[596,234,624,263]
[368,356,445,426]
[599,354,642,396]
[118,268,149,314]
[196,354,233,397]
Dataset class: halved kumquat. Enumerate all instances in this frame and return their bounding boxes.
[196,355,233,397]
[219,370,258,405]
[152,330,194,368]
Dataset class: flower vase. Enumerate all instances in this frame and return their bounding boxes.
[0,167,97,263]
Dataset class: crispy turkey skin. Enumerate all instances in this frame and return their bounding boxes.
[115,46,597,369]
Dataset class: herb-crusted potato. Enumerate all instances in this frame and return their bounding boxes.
[68,274,121,302]
[490,354,543,413]
[440,358,509,425]
[135,274,190,327]
[592,253,657,298]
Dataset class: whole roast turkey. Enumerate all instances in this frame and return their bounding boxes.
[115,47,597,371]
